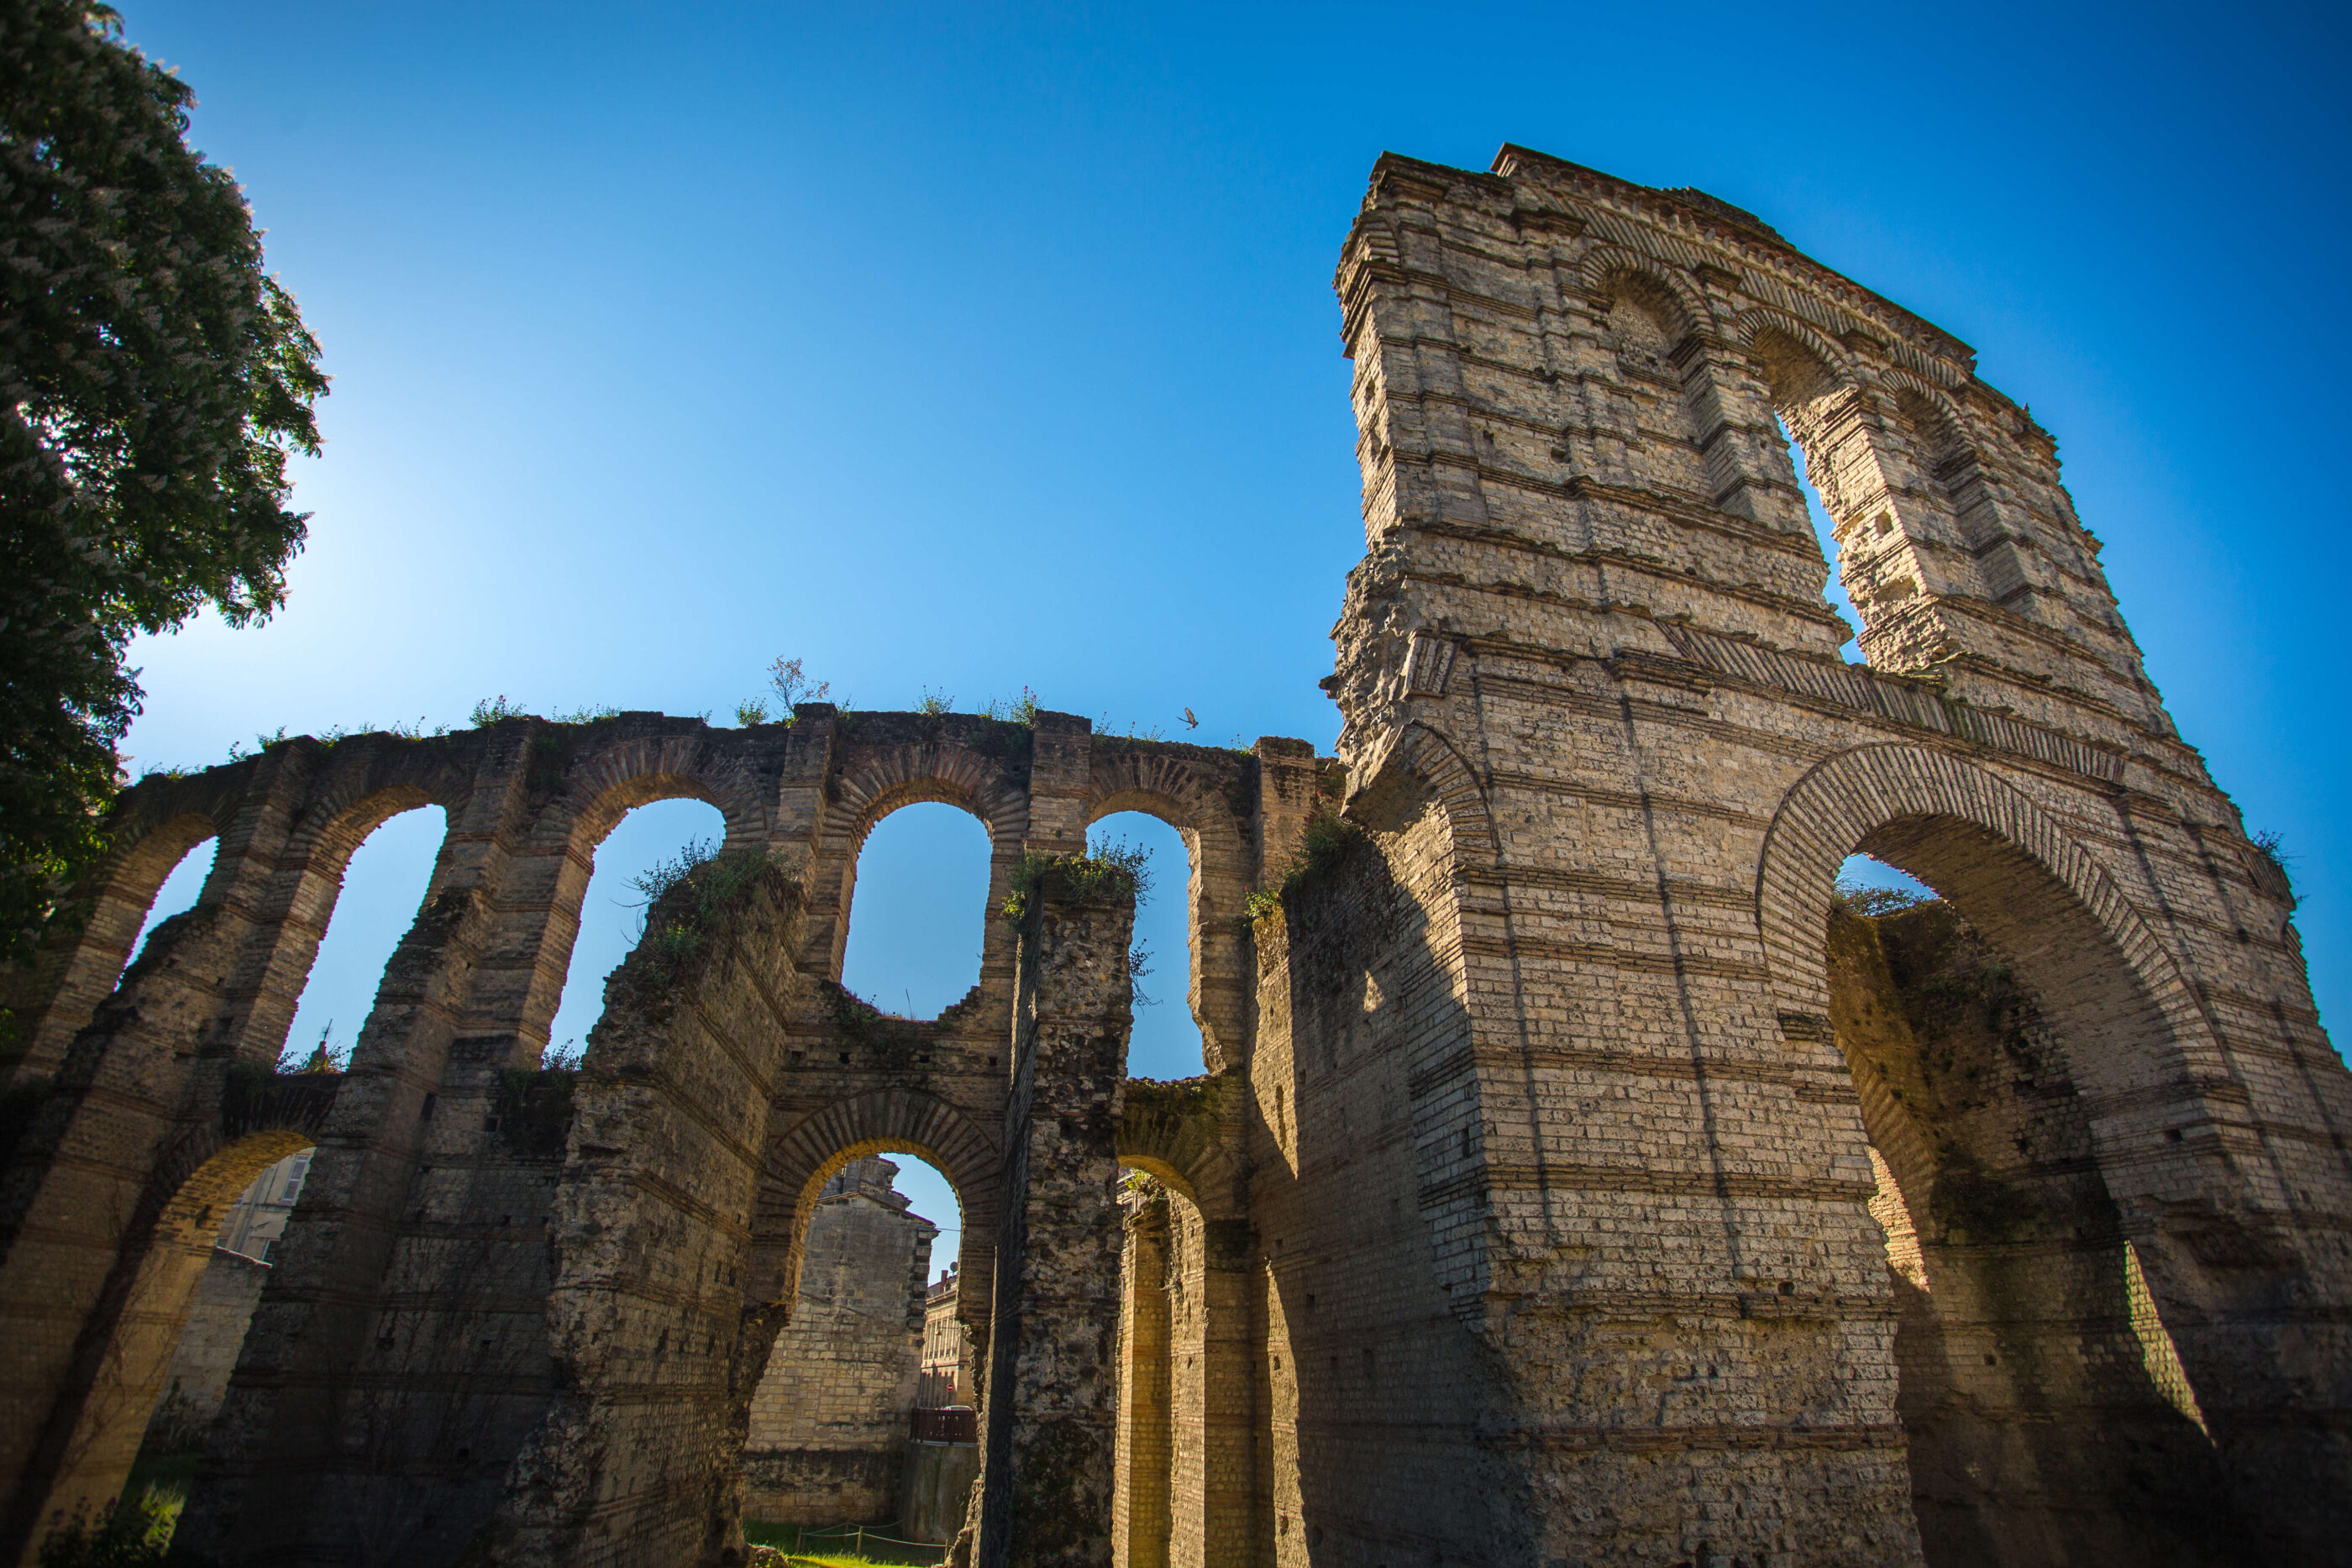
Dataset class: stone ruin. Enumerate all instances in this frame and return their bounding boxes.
[0,144,2344,1568]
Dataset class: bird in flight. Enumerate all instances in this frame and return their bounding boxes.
[1181,708,1200,730]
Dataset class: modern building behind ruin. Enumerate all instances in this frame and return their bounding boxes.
[920,1269,969,1409]
[0,144,2344,1568]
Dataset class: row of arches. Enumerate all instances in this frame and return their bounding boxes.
[1567,252,2096,681]
[2,723,1251,1560]
[57,740,1238,1090]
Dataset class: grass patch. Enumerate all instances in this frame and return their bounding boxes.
[743,1520,945,1565]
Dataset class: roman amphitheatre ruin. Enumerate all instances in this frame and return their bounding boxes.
[1,144,2343,1568]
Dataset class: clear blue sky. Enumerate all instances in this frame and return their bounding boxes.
[117,2,2350,1260]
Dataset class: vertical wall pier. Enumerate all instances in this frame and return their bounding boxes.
[969,865,1136,1568]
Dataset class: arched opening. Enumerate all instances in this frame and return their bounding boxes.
[545,795,727,1061]
[113,1146,317,1553]
[29,1130,317,1560]
[741,1149,974,1555]
[1595,275,1712,501]
[1111,1162,1236,1568]
[1778,413,1866,663]
[1817,830,2251,1565]
[1089,811,1205,1080]
[281,806,447,1068]
[121,837,218,974]
[13,815,223,1082]
[840,802,993,1021]
[1752,324,1883,665]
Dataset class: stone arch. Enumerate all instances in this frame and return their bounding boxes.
[1750,744,2302,1390]
[1739,307,1857,414]
[1775,748,2270,1560]
[512,744,766,1051]
[559,742,768,852]
[233,783,456,1065]
[1085,749,1255,1072]
[1577,248,1708,346]
[757,1088,1002,1337]
[7,808,226,1082]
[18,1121,325,1553]
[1116,1088,1242,1221]
[1877,367,1969,452]
[1879,370,2023,609]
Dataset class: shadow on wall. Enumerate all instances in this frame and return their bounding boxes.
[1829,894,2254,1568]
[1251,790,1495,1565]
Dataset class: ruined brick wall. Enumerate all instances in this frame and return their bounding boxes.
[0,695,1302,1566]
[1297,142,2349,1566]
[742,1156,935,1524]
[1246,801,1516,1565]
[1829,899,2253,1565]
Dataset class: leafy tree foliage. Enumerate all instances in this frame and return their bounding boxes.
[1,1,325,963]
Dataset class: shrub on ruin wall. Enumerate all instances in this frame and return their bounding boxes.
[1244,798,1361,926]
[612,846,790,983]
[998,842,1150,925]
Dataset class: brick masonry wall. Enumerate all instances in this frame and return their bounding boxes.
[1306,143,2350,1565]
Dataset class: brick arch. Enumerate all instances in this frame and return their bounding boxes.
[1876,365,1971,452]
[1755,742,2228,1112]
[148,1075,344,1208]
[1578,247,1710,344]
[217,782,460,1068]
[756,1088,1003,1335]
[1116,1088,1242,1221]
[7,808,227,1082]
[506,741,764,1052]
[22,1121,325,1542]
[819,745,1031,991]
[832,743,1032,854]
[1736,307,1857,410]
[1347,721,1500,868]
[289,780,444,872]
[559,737,769,852]
[1085,751,1255,1072]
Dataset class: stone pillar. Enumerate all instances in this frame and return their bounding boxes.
[1175,1214,1257,1568]
[177,728,538,1568]
[1115,1198,1172,1568]
[1025,713,1096,857]
[0,748,316,1564]
[969,864,1133,1568]
[1249,739,1322,891]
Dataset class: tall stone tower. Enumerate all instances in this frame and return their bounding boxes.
[1250,145,2348,1565]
